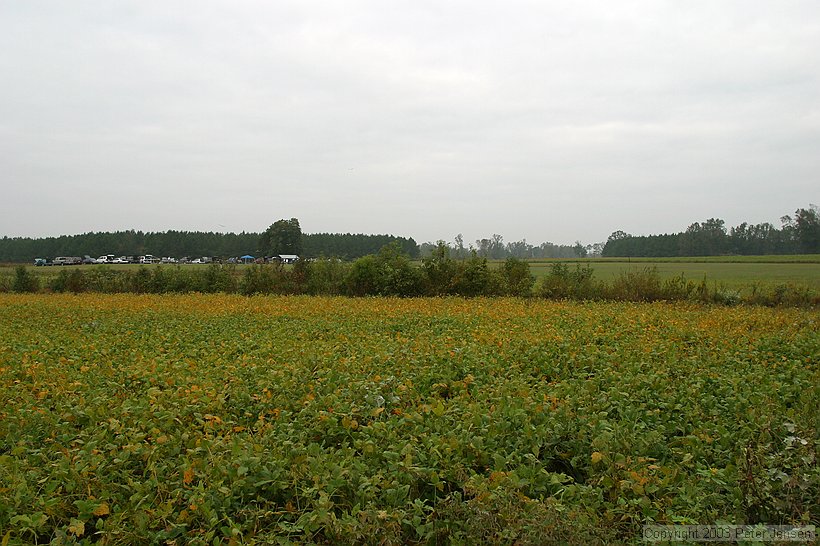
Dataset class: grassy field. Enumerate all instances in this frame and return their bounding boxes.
[559,254,820,263]
[1,294,817,544]
[525,261,820,290]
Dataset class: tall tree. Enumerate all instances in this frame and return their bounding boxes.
[489,234,505,259]
[260,218,303,256]
[793,205,820,253]
[453,234,465,259]
[573,240,588,258]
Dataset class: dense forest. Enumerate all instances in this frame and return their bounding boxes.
[303,233,418,260]
[2,205,818,262]
[602,206,820,257]
[0,229,418,263]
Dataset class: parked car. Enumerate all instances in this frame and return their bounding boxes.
[95,255,115,264]
[82,255,96,264]
[34,258,49,266]
[52,256,81,265]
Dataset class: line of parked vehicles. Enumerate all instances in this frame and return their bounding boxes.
[34,255,215,266]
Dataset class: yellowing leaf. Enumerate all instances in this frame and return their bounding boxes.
[342,416,359,429]
[183,467,195,484]
[432,401,446,417]
[93,502,110,517]
[68,518,85,537]
[591,452,604,464]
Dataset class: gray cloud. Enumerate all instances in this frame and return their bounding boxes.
[2,0,818,244]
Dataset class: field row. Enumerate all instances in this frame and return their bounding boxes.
[1,295,818,544]
[2,257,819,309]
[5,258,820,289]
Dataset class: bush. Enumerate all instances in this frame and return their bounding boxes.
[241,264,285,295]
[539,263,596,300]
[49,268,86,293]
[344,255,381,296]
[198,264,237,293]
[289,259,310,295]
[498,257,535,297]
[747,283,818,307]
[609,267,664,302]
[376,243,423,297]
[150,266,170,293]
[307,258,348,296]
[345,243,422,297]
[452,252,495,297]
[12,266,40,293]
[661,274,700,301]
[712,286,742,306]
[130,266,153,293]
[82,267,131,293]
[422,242,459,296]
[422,247,516,297]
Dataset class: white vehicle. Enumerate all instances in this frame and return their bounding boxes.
[112,256,129,264]
[139,255,160,264]
[95,255,115,264]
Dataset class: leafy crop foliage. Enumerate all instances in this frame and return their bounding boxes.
[1,295,817,544]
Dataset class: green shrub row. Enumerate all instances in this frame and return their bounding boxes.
[4,245,817,307]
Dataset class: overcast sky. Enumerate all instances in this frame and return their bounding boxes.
[2,1,818,245]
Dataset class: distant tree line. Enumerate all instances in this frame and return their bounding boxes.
[419,234,596,260]
[0,230,261,263]
[0,222,419,263]
[304,233,419,260]
[4,205,817,263]
[602,206,820,257]
[254,218,419,260]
